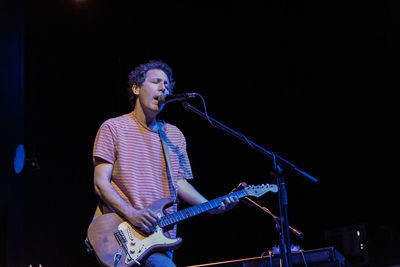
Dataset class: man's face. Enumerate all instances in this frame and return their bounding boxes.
[134,69,170,114]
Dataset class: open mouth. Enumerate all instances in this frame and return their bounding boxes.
[153,95,164,106]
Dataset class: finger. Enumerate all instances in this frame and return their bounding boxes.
[145,209,159,222]
[223,197,237,209]
[139,217,153,228]
[142,215,157,229]
[146,212,161,229]
[229,196,239,204]
[150,210,160,222]
[143,226,151,234]
[139,223,151,234]
[143,212,157,221]
[224,200,233,209]
[223,197,232,205]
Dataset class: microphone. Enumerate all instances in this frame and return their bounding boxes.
[158,93,197,104]
[289,226,304,239]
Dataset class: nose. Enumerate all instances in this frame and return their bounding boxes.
[159,84,169,94]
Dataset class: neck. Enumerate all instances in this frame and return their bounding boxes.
[133,103,157,127]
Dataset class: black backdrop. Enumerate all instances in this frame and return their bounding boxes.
[4,0,398,266]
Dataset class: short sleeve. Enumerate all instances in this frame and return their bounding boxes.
[176,131,194,180]
[93,120,117,165]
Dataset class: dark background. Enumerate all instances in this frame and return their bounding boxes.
[1,0,398,266]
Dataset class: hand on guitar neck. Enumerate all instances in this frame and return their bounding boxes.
[207,182,246,214]
[208,195,239,214]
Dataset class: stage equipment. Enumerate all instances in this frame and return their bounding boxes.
[185,247,351,267]
[325,224,368,265]
[158,93,198,104]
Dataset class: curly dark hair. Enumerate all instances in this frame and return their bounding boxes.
[127,60,175,108]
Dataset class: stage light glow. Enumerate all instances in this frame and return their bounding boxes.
[13,144,25,174]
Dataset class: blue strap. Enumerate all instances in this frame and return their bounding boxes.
[158,123,179,204]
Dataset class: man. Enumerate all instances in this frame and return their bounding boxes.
[92,60,238,266]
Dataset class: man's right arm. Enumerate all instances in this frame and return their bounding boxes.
[93,161,158,233]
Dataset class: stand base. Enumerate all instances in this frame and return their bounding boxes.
[185,247,351,267]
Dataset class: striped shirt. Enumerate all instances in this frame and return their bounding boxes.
[93,112,193,237]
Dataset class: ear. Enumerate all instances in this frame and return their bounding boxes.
[132,84,140,95]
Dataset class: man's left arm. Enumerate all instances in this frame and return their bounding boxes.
[176,179,239,214]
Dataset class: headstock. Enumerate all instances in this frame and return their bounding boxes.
[244,184,278,197]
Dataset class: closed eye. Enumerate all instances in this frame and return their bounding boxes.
[151,78,169,87]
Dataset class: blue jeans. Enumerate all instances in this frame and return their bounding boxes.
[145,250,175,267]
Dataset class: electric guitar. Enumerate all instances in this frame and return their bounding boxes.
[87,184,278,266]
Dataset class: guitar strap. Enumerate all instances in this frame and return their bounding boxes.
[157,122,179,204]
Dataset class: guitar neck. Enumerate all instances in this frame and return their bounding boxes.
[158,189,247,228]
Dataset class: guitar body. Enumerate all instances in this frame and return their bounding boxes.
[87,198,182,267]
[87,184,277,266]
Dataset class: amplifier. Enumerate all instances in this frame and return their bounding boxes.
[186,247,351,267]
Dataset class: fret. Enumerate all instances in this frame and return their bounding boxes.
[183,209,190,218]
[188,208,194,217]
[160,217,166,227]
[181,210,188,219]
[172,214,179,224]
[175,212,183,221]
[187,206,198,216]
[169,215,175,223]
[182,210,188,219]
[171,216,176,224]
[195,205,203,214]
[210,198,222,209]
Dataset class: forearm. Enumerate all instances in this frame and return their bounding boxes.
[93,162,137,221]
[93,163,158,233]
[176,179,208,205]
[94,178,137,220]
[176,179,239,214]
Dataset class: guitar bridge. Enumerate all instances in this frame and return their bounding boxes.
[113,231,134,264]
[114,230,127,245]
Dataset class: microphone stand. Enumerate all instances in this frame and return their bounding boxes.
[275,166,291,266]
[181,101,318,267]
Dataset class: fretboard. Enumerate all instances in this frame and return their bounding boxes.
[158,189,247,228]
